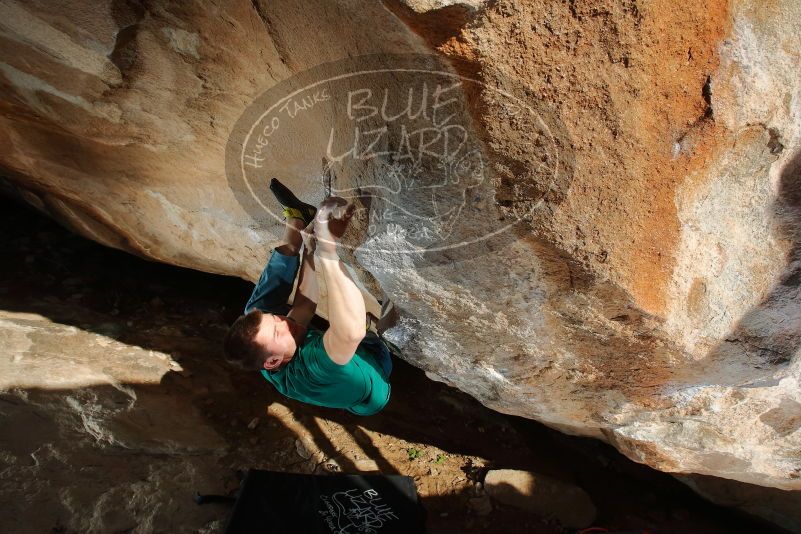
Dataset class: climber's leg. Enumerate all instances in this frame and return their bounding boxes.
[244,217,304,314]
[275,216,305,256]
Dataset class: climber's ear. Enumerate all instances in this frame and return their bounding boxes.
[263,354,283,370]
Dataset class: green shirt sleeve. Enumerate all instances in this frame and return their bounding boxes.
[261,329,390,415]
[300,330,361,381]
[301,330,390,415]
[300,330,372,406]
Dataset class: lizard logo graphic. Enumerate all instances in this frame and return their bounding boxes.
[226,54,570,260]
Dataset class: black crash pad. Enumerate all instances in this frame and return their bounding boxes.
[225,470,426,534]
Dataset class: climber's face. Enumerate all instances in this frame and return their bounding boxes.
[255,313,301,370]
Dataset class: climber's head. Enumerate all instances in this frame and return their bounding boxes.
[223,309,300,371]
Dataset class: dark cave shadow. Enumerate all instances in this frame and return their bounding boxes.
[0,191,550,463]
[0,194,788,534]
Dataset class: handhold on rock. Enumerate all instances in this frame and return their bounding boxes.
[484,469,596,528]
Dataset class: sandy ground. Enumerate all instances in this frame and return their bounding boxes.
[0,196,785,534]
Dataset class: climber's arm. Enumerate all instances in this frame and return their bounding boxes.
[287,247,318,328]
[318,253,366,365]
[313,197,364,365]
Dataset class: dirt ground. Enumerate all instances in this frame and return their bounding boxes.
[0,195,785,533]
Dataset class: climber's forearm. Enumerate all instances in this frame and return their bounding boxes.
[317,254,365,342]
[288,249,318,326]
[297,249,318,303]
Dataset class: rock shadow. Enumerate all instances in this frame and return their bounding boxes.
[0,193,785,533]
[692,146,801,387]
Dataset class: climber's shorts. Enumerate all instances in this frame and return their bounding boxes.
[244,249,299,315]
[360,331,394,377]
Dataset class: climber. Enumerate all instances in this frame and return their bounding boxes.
[223,179,391,415]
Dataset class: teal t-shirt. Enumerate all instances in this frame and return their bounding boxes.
[260,328,391,415]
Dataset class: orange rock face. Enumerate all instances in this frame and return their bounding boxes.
[1,0,800,527]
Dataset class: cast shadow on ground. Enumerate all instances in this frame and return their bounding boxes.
[0,195,786,533]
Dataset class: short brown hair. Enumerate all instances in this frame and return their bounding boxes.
[223,309,269,370]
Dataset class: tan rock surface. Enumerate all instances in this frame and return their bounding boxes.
[484,468,596,528]
[0,197,791,533]
[0,0,800,526]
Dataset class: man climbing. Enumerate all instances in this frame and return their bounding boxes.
[223,179,391,416]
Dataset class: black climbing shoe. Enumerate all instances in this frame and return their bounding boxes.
[269,178,317,225]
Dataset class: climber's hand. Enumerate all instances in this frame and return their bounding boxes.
[314,197,355,256]
[300,221,316,254]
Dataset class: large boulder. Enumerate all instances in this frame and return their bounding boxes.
[1,0,799,526]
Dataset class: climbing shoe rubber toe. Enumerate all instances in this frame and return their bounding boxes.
[269,178,317,225]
